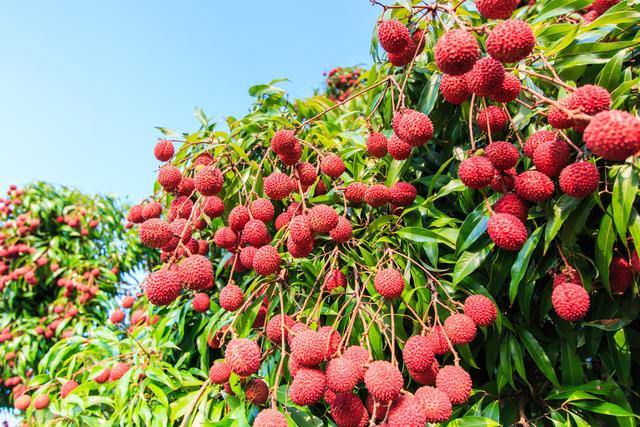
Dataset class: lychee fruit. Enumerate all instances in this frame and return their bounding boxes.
[486,20,535,63]
[415,386,452,423]
[434,29,480,76]
[291,330,326,366]
[377,20,411,55]
[436,365,472,404]
[429,326,451,355]
[145,269,182,305]
[466,57,505,97]
[194,166,224,196]
[158,166,182,192]
[60,380,78,398]
[254,409,288,427]
[271,129,297,156]
[568,84,611,132]
[219,284,243,312]
[330,393,366,427]
[208,361,231,384]
[559,161,599,198]
[229,205,250,232]
[364,184,391,208]
[326,357,361,393]
[142,201,162,220]
[464,295,497,327]
[387,394,427,427]
[387,134,412,160]
[440,74,470,105]
[491,168,516,193]
[397,110,434,146]
[109,363,130,381]
[458,156,496,190]
[443,313,477,345]
[263,172,293,200]
[307,204,339,233]
[552,267,583,289]
[485,141,519,170]
[110,309,125,324]
[242,219,271,247]
[139,218,172,248]
[609,256,633,295]
[390,182,417,206]
[583,110,640,161]
[515,170,555,202]
[289,367,326,406]
[154,140,175,162]
[214,226,237,250]
[289,215,313,243]
[253,246,281,276]
[494,193,528,223]
[475,0,520,19]
[403,335,435,373]
[330,216,352,243]
[489,72,521,103]
[225,338,261,376]
[324,269,347,292]
[487,212,528,251]
[364,360,403,402]
[552,283,590,321]
[374,268,405,299]
[547,100,574,129]
[367,132,388,158]
[265,314,295,344]
[178,255,213,290]
[477,106,509,135]
[250,198,274,223]
[203,196,224,218]
[533,137,570,177]
[321,154,346,179]
[524,130,557,158]
[14,395,31,411]
[245,378,269,405]
[192,293,210,312]
[345,182,367,204]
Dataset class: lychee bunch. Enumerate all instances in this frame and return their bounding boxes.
[377,20,411,54]
[486,20,535,63]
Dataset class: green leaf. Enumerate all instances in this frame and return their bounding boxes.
[612,165,638,241]
[561,340,584,386]
[544,195,581,253]
[446,416,501,427]
[452,244,492,286]
[570,400,639,418]
[518,329,560,386]
[509,227,542,304]
[596,49,627,91]
[595,208,615,290]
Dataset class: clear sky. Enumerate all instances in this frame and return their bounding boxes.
[0,1,379,203]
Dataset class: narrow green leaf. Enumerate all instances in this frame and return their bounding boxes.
[509,227,542,304]
[452,244,492,286]
[612,165,638,241]
[544,195,581,253]
[570,400,639,418]
[595,208,615,289]
[519,329,560,386]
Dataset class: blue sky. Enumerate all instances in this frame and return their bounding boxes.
[0,1,379,203]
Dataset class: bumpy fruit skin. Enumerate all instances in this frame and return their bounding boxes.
[242,219,271,247]
[94,368,111,384]
[158,166,182,192]
[547,100,574,129]
[466,57,505,97]
[552,267,583,289]
[250,198,274,223]
[228,205,250,232]
[429,326,450,355]
[440,74,470,104]
[489,73,521,103]
[139,219,172,248]
[289,215,313,244]
[203,196,224,218]
[214,227,237,250]
[308,204,339,233]
[436,365,472,405]
[254,409,288,427]
[345,182,367,203]
[458,156,496,189]
[14,395,31,411]
[291,330,326,366]
[142,201,162,220]
[592,0,619,14]
[415,386,453,423]
[434,29,480,76]
[388,394,427,427]
[485,141,519,170]
[476,0,519,18]
[342,346,369,381]
[444,313,477,345]
[178,255,213,290]
[397,110,434,146]
[568,84,611,132]
[287,236,314,258]
[295,162,318,187]
[552,283,590,321]
[275,212,292,231]
[364,361,404,402]
[609,256,633,295]
[191,292,209,312]
[245,378,269,405]
[515,170,555,202]
[524,130,557,158]
[271,129,296,155]
[266,314,295,344]
[464,295,498,327]
[225,338,261,376]
[154,139,174,161]
[330,216,353,243]
[377,20,411,54]
[324,269,347,292]
[60,380,79,399]
[145,269,182,305]
[492,168,516,193]
[486,20,535,63]
[318,326,341,359]
[367,132,388,158]
[582,9,600,22]
[263,172,293,200]
[559,162,599,197]
[533,137,570,177]
[321,154,346,179]
[128,204,145,223]
[326,357,360,393]
[252,245,281,276]
[289,367,326,406]
[409,359,439,385]
[403,335,435,373]
[494,193,528,223]
[583,110,640,161]
[208,362,231,384]
[330,393,366,427]
[390,182,417,207]
[194,166,224,196]
[387,134,412,160]
[487,213,528,251]
[374,268,405,299]
[109,363,130,381]
[364,184,391,208]
[477,106,509,135]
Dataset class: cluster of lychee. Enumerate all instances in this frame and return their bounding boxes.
[206,293,497,426]
[324,66,364,102]
[377,19,426,67]
[582,0,619,22]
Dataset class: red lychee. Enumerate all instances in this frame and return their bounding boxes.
[397,110,434,147]
[493,193,528,224]
[390,182,417,206]
[515,170,555,202]
[252,245,281,276]
[364,184,391,208]
[145,269,182,305]
[254,409,288,427]
[444,313,477,345]
[203,196,224,218]
[487,212,528,251]
[466,57,505,97]
[225,338,261,376]
[387,134,412,160]
[326,357,361,393]
[178,255,213,290]
[609,256,633,295]
[533,137,570,177]
[374,268,405,299]
[289,367,326,406]
[330,216,352,244]
[485,141,519,170]
[139,218,172,248]
[434,29,480,76]
[436,365,472,405]
[458,156,496,190]
[583,110,640,161]
[307,204,339,233]
[440,74,470,105]
[559,161,599,198]
[345,182,367,203]
[415,386,452,423]
[464,295,497,327]
[194,166,224,196]
[321,154,346,179]
[489,72,521,103]
[475,0,520,19]
[523,130,557,158]
[486,20,535,63]
[364,361,403,402]
[271,129,297,156]
[158,166,182,192]
[263,172,293,200]
[377,20,411,55]
[250,198,274,223]
[192,292,210,312]
[208,362,231,384]
[403,335,435,373]
[266,314,295,344]
[367,132,388,158]
[552,283,590,321]
[477,106,509,135]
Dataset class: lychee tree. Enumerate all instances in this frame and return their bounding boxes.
[14,0,640,426]
[0,182,156,409]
